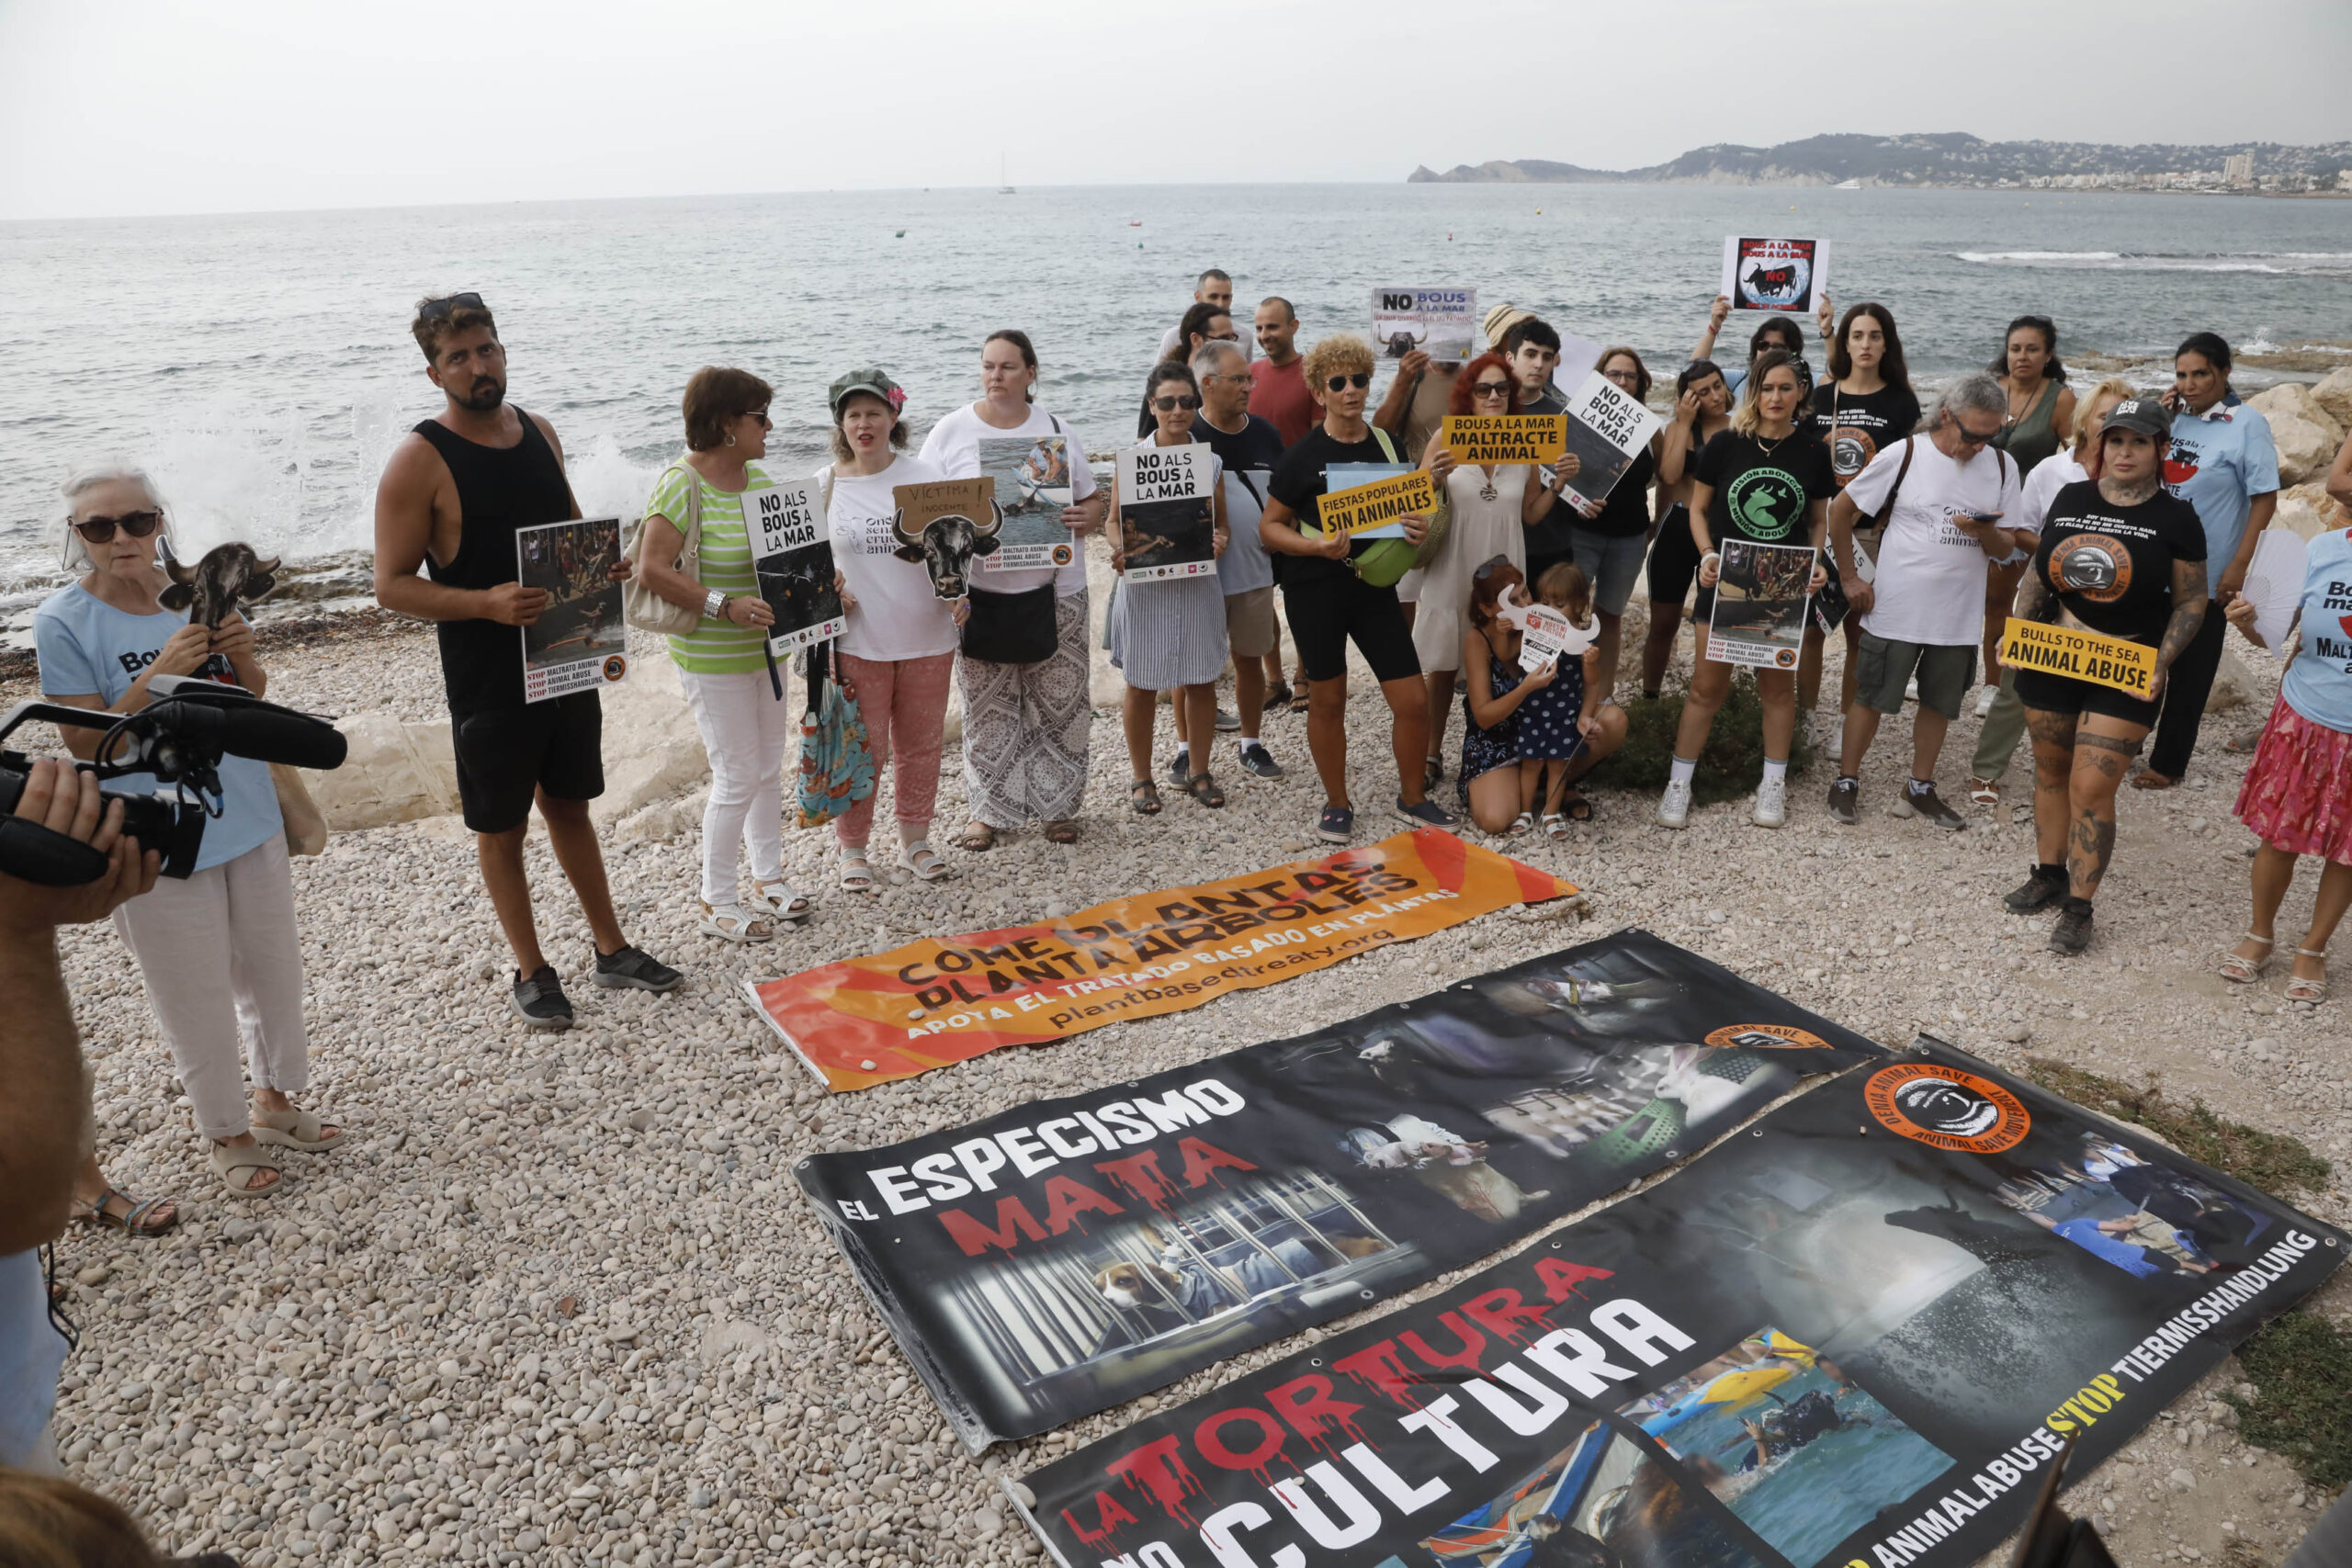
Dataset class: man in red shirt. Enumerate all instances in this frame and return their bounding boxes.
[1250,298,1317,447]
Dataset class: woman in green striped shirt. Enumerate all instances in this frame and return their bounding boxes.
[636,367,816,942]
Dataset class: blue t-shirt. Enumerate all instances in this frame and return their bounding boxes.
[2164,404,2280,571]
[0,1249,66,1466]
[2283,528,2352,736]
[33,584,281,874]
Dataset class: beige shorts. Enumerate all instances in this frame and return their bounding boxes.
[1225,585,1279,659]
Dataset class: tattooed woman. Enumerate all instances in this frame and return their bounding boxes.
[2003,398,2209,954]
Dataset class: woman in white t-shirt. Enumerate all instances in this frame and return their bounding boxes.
[822,367,965,891]
[918,331,1106,850]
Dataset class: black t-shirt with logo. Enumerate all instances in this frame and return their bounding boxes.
[1690,428,1836,548]
[2029,479,2208,646]
[1266,424,1403,585]
[1810,381,1922,490]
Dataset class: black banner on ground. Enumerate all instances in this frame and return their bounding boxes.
[1016,1039,2345,1568]
[795,931,1884,1450]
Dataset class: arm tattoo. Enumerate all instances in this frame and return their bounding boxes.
[2158,560,2210,670]
[2015,570,2056,625]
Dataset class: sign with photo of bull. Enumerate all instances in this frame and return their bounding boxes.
[978,433,1079,574]
[1560,369,1664,510]
[889,476,1001,600]
[1721,235,1830,316]
[1117,442,1216,584]
[1372,285,1478,365]
[792,931,1883,1450]
[743,480,845,655]
[514,515,628,703]
[1015,1038,2345,1568]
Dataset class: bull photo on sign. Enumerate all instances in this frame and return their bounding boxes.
[515,514,627,700]
[888,476,1001,599]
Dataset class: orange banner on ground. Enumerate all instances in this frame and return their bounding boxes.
[748,829,1577,1091]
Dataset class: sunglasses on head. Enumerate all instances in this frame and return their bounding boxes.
[1324,373,1371,392]
[1152,394,1201,412]
[73,509,164,544]
[416,291,485,321]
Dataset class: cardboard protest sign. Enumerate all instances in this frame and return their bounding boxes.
[2241,528,2308,655]
[1723,234,1830,315]
[1706,540,1817,670]
[1443,414,1567,465]
[888,477,1001,600]
[1514,603,1597,674]
[2001,617,2158,697]
[743,481,844,655]
[1320,468,1438,539]
[1372,286,1478,364]
[1556,332,1604,389]
[752,829,1573,1093]
[514,516,628,703]
[1561,369,1664,509]
[978,433,1077,574]
[794,930,1883,1448]
[1017,1037,2344,1568]
[1117,442,1216,583]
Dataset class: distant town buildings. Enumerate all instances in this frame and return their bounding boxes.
[2225,152,2255,186]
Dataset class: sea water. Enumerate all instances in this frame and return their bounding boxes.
[3,182,2346,620]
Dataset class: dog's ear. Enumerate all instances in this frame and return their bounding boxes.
[1091,1269,1116,1291]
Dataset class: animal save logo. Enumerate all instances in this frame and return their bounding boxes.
[2049,534,2132,603]
[1703,1023,1830,1051]
[1724,467,1805,542]
[1863,1063,2030,1154]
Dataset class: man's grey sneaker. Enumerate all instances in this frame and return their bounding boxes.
[511,966,573,1030]
[2004,865,2068,913]
[1214,708,1240,733]
[593,945,684,992]
[1826,776,1860,826]
[1166,749,1192,785]
[1890,781,1966,831]
[2048,898,2095,955]
[1238,741,1284,779]
[1396,796,1461,829]
[1317,805,1355,844]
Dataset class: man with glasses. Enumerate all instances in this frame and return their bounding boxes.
[1825,372,2027,829]
[373,292,681,1029]
[1156,268,1255,364]
[1261,336,1456,842]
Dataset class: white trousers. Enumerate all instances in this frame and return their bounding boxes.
[111,832,309,1140]
[679,668,793,905]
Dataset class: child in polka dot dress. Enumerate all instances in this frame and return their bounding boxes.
[1519,563,1598,834]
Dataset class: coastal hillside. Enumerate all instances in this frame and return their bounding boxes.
[1409,132,2352,192]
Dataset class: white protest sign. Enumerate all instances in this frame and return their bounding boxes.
[745,482,846,654]
[1560,370,1664,509]
[1371,286,1477,365]
[1116,442,1216,583]
[2241,528,2307,657]
[1501,597,1597,673]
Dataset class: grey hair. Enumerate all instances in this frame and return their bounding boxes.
[1190,341,1246,380]
[58,464,170,571]
[1936,372,2008,425]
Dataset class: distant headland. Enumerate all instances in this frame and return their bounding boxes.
[1408,133,2352,195]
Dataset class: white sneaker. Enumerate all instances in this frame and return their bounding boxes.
[1656,779,1693,829]
[1752,774,1787,829]
[1974,684,1998,718]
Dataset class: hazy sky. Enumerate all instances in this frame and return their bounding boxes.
[6,0,2349,220]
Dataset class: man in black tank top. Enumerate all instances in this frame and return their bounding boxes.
[374,294,680,1026]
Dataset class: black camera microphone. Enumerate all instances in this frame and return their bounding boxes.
[141,677,349,772]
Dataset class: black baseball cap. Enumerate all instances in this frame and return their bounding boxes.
[2100,398,2170,442]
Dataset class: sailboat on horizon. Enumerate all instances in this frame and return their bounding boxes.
[998,154,1015,196]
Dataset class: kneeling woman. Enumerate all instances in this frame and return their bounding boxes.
[1457,558,1624,835]
[2006,398,2208,954]
[1109,362,1230,812]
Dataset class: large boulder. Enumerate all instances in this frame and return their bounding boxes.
[2204,642,2265,715]
[2246,381,2341,445]
[589,649,712,826]
[2264,411,2338,488]
[2279,482,2351,538]
[2310,367,2352,434]
[303,711,458,830]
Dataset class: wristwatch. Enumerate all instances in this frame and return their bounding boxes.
[704,589,729,621]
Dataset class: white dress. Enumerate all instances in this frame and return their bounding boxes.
[1412,463,1531,671]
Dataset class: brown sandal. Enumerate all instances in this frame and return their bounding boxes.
[957,820,997,852]
[2130,771,2178,791]
[1041,818,1080,845]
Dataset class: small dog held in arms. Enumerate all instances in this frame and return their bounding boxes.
[157,542,281,629]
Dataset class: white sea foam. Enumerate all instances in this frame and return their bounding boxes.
[1954,250,2122,263]
[1956,249,2352,276]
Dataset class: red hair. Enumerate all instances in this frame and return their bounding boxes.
[1448,353,1521,417]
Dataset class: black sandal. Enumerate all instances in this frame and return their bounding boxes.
[1562,791,1593,822]
[1130,780,1163,815]
[1288,687,1313,716]
[1266,682,1294,713]
[1423,755,1445,793]
[1185,773,1227,809]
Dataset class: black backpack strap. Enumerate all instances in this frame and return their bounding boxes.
[1872,437,1917,531]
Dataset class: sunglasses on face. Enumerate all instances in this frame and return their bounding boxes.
[1952,419,2003,447]
[746,411,773,428]
[416,291,485,321]
[72,509,164,544]
[1152,394,1202,412]
[1472,381,1513,399]
[1325,373,1372,392]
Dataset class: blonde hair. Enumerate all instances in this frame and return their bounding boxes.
[1301,334,1375,401]
[1729,351,1804,437]
[2070,378,2137,452]
[58,464,171,572]
[1534,560,1591,626]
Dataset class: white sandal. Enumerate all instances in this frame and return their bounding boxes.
[699,900,775,944]
[2216,933,2273,984]
[898,840,953,883]
[1504,810,1535,837]
[1541,812,1568,841]
[838,851,876,894]
[750,879,813,923]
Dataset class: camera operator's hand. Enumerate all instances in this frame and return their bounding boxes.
[0,760,160,930]
[479,582,552,626]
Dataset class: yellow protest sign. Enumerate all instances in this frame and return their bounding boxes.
[2000,617,2158,696]
[1442,413,1567,464]
[1318,468,1438,536]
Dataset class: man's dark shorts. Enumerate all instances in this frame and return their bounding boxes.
[1282,573,1421,685]
[452,692,605,833]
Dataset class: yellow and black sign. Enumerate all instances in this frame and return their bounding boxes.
[1442,413,1567,464]
[1319,468,1439,536]
[2000,616,2157,697]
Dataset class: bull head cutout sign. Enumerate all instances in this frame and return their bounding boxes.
[157,542,282,629]
[891,499,1004,601]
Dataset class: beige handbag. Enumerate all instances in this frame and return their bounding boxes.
[622,463,705,636]
[271,761,328,856]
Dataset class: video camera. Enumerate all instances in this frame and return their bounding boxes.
[0,675,347,886]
